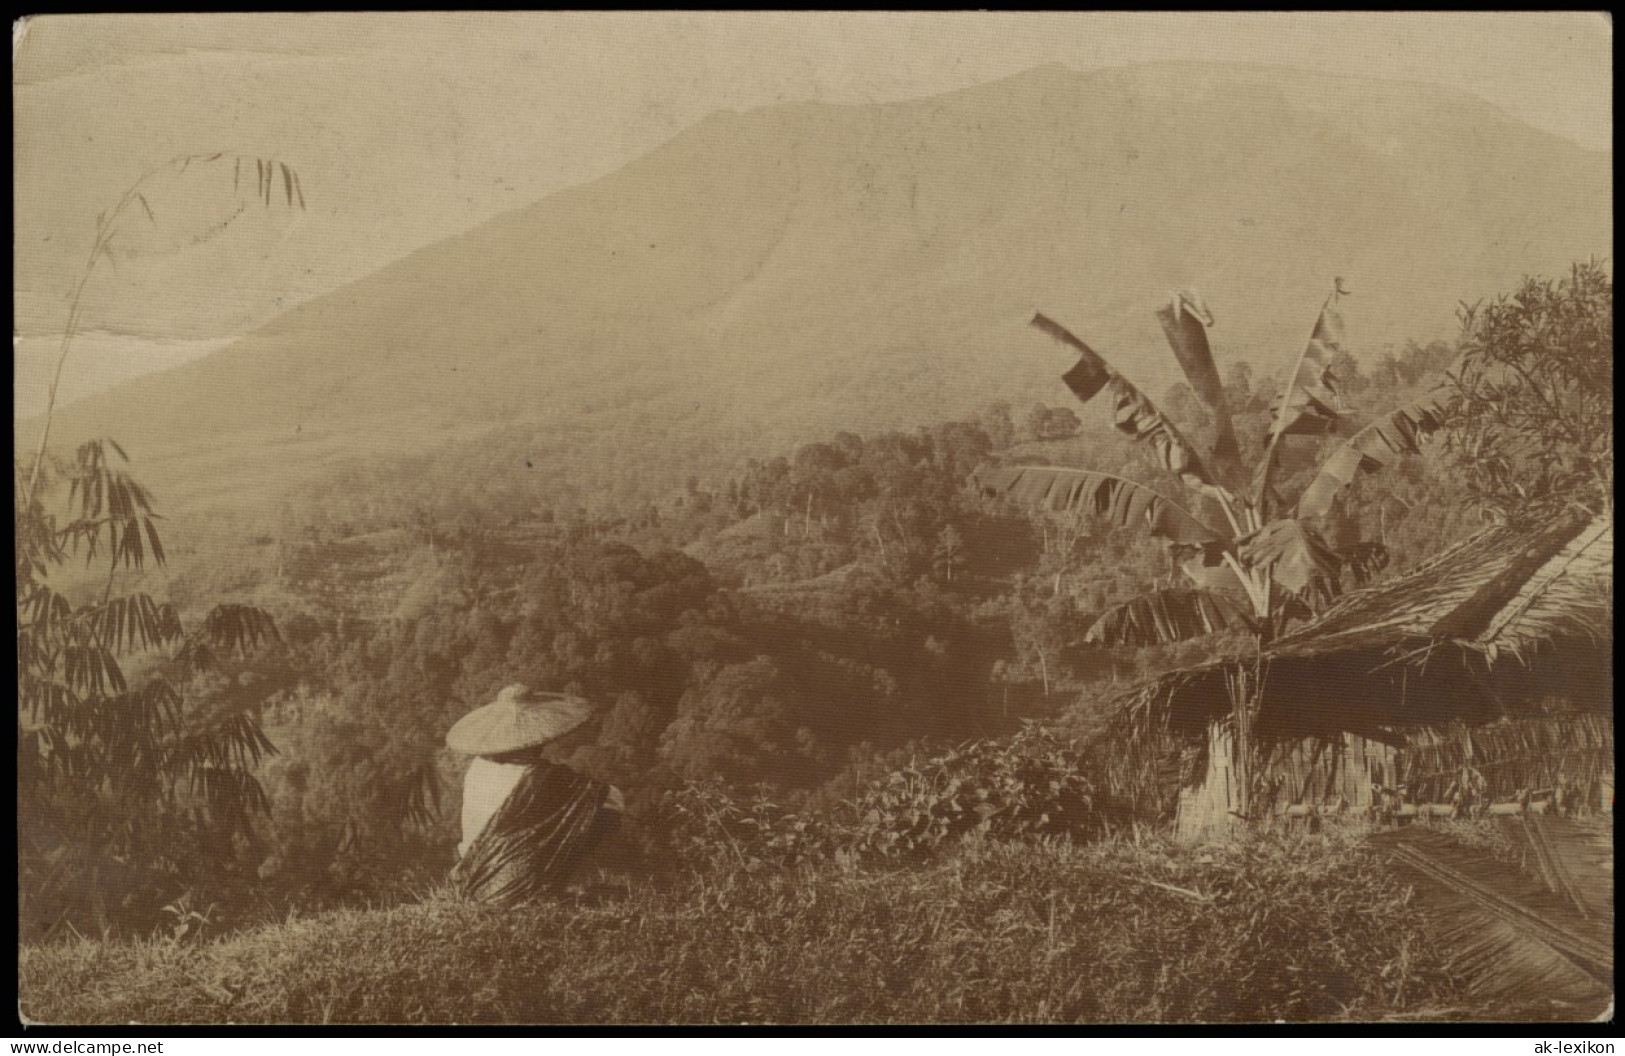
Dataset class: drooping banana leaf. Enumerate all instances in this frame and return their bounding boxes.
[1267,292,1347,442]
[1084,587,1249,646]
[1254,285,1350,518]
[1033,313,1111,401]
[1033,313,1229,502]
[1155,294,1243,486]
[972,464,1228,547]
[1104,375,1231,498]
[1295,385,1452,519]
[1236,517,1342,601]
[1180,545,1247,593]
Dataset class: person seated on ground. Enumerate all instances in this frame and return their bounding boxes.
[446,684,631,905]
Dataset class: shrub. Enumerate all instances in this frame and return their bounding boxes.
[657,724,1101,872]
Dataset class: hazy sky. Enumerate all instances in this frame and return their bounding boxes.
[12,12,1612,412]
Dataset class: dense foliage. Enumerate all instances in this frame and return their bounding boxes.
[16,441,288,942]
[23,264,1602,940]
[1446,260,1612,521]
[661,724,1103,871]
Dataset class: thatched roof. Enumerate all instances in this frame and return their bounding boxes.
[1119,511,1613,742]
[1269,511,1611,665]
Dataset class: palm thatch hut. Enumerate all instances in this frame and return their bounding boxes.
[1099,511,1612,836]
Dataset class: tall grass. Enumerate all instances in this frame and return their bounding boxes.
[21,827,1461,1025]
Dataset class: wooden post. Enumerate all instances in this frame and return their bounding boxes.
[1228,665,1252,822]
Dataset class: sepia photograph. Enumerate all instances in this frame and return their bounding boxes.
[13,12,1613,1027]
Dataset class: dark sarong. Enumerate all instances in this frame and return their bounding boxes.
[452,762,619,906]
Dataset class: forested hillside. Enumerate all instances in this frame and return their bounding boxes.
[29,328,1468,931]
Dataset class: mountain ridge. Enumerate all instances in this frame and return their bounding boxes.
[28,61,1611,516]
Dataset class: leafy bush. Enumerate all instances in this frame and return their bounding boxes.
[659,724,1101,871]
[1447,260,1612,520]
[842,725,1099,857]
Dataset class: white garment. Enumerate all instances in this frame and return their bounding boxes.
[459,757,528,859]
[458,756,627,859]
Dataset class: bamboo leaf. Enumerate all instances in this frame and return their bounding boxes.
[973,464,1229,546]
[143,517,167,567]
[135,194,155,223]
[292,169,306,210]
[200,604,281,657]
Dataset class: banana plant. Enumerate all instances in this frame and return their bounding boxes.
[976,281,1452,648]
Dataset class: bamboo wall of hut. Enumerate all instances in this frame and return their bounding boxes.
[1102,513,1613,837]
[1173,713,1614,836]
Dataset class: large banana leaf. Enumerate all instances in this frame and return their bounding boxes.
[972,464,1228,546]
[1033,313,1228,500]
[1236,517,1342,600]
[1266,293,1347,442]
[1033,313,1111,401]
[1254,285,1351,518]
[1084,587,1248,646]
[1155,295,1243,486]
[1103,375,1228,497]
[1295,385,1452,519]
[1181,550,1248,593]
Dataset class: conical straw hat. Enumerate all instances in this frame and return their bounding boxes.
[445,684,593,756]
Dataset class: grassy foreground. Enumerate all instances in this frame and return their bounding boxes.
[21,829,1461,1025]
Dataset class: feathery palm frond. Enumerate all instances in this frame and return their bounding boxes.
[1375,823,1611,1016]
[1513,813,1613,922]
